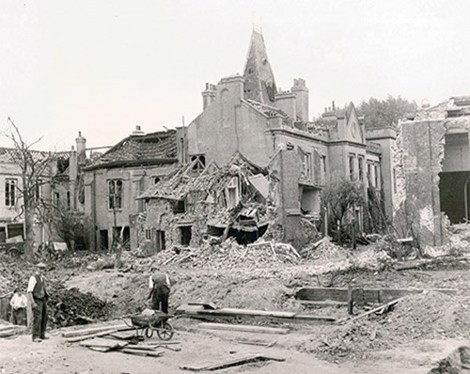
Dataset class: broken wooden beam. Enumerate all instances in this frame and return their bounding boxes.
[337,298,403,324]
[198,322,289,335]
[180,354,285,371]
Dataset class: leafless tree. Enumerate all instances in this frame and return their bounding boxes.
[6,117,55,261]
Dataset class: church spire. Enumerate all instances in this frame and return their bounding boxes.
[243,29,277,105]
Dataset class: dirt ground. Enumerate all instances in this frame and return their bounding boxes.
[2,240,470,373]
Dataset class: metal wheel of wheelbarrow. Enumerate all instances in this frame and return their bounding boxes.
[156,321,174,341]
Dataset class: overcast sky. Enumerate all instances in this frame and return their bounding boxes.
[1,0,469,150]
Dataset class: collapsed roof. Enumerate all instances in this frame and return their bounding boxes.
[83,130,178,171]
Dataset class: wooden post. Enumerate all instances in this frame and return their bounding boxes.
[347,284,354,315]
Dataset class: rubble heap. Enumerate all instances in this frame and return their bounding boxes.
[153,239,302,270]
[48,283,113,328]
[302,291,470,360]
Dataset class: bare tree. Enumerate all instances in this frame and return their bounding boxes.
[6,117,55,261]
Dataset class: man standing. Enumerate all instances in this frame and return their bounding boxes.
[148,271,171,314]
[27,262,49,342]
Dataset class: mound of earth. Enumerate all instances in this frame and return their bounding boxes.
[299,291,470,361]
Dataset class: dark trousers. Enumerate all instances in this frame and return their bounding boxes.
[32,298,48,339]
[151,286,170,314]
[10,308,26,326]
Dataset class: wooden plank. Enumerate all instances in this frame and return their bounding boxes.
[122,348,163,357]
[0,329,16,337]
[62,324,129,338]
[0,324,15,332]
[236,339,276,347]
[299,300,348,307]
[198,308,296,318]
[65,329,118,343]
[198,322,289,335]
[79,338,128,349]
[180,354,285,371]
[292,315,337,322]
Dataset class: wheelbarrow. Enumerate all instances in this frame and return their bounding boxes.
[124,310,175,341]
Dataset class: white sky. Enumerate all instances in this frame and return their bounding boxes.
[1,0,469,151]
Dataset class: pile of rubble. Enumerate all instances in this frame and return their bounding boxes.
[153,239,302,270]
[302,291,470,360]
[48,283,113,328]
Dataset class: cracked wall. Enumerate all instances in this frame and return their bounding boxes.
[395,119,447,247]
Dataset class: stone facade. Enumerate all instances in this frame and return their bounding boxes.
[140,30,395,251]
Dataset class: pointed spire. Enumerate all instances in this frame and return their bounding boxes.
[243,29,277,105]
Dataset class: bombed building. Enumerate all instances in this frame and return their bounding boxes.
[396,96,470,247]
[136,29,396,251]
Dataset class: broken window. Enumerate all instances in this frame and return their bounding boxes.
[300,187,321,216]
[225,177,239,209]
[190,154,206,172]
[367,163,373,187]
[349,155,356,181]
[108,179,123,210]
[67,191,71,209]
[173,199,186,213]
[0,227,5,243]
[358,156,364,182]
[145,229,151,240]
[7,223,24,240]
[99,229,109,250]
[320,155,327,184]
[302,153,312,179]
[53,192,60,207]
[374,164,380,189]
[156,230,165,251]
[5,179,16,207]
[179,226,192,246]
[154,176,160,184]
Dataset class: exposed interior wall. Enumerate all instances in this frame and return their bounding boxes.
[439,171,470,223]
[395,119,447,247]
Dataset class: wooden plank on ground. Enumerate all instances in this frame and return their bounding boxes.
[299,300,348,307]
[62,323,130,338]
[198,322,289,335]
[180,354,285,371]
[122,348,163,357]
[198,308,296,318]
[0,324,15,332]
[0,329,16,337]
[65,329,118,343]
[79,338,128,349]
[292,314,337,322]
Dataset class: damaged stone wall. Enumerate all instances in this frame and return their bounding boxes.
[395,119,447,247]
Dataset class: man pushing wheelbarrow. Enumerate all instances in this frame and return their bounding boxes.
[147,271,172,314]
[124,270,175,341]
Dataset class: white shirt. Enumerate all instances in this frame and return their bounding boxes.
[149,274,170,289]
[10,293,28,309]
[27,274,46,293]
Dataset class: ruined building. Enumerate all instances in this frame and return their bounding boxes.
[82,127,179,250]
[138,30,396,250]
[396,96,470,247]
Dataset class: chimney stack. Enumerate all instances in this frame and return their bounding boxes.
[202,83,217,110]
